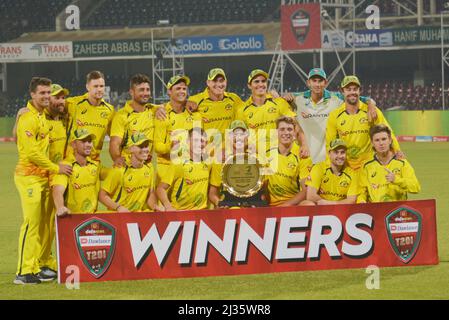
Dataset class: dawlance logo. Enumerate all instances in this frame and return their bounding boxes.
[75,218,116,278]
[126,213,374,268]
[385,207,422,263]
[290,9,310,44]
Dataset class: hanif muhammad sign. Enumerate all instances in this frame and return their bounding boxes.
[56,200,438,283]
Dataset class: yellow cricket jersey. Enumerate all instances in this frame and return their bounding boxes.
[326,102,400,170]
[15,101,59,177]
[154,103,202,165]
[101,163,155,212]
[45,110,67,164]
[236,96,296,132]
[188,89,242,137]
[110,101,157,155]
[265,144,312,206]
[51,157,101,213]
[66,94,115,160]
[161,160,211,210]
[357,156,421,203]
[306,161,359,201]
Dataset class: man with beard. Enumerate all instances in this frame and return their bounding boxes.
[326,76,402,170]
[154,75,202,183]
[156,128,211,211]
[301,139,359,206]
[110,74,158,168]
[265,117,312,207]
[14,78,72,285]
[12,83,71,282]
[357,125,420,203]
[51,128,101,216]
[280,68,378,164]
[100,132,160,212]
[65,71,115,161]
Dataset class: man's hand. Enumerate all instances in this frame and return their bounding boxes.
[385,168,396,183]
[300,144,310,159]
[154,205,165,212]
[17,107,30,117]
[164,204,177,212]
[269,90,280,99]
[186,100,198,113]
[117,205,130,213]
[367,99,378,123]
[395,150,406,160]
[113,156,126,168]
[56,206,71,217]
[58,163,72,176]
[282,93,295,103]
[155,105,167,120]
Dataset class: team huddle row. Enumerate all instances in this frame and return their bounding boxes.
[13,67,421,283]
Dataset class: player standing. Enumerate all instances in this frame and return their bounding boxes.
[14,77,72,284]
[326,75,402,170]
[281,68,377,164]
[65,71,115,162]
[109,74,157,168]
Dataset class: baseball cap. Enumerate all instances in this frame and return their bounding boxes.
[73,128,95,141]
[329,139,347,151]
[51,84,69,96]
[129,132,150,147]
[247,69,269,84]
[308,68,327,80]
[229,120,248,131]
[340,75,361,88]
[207,68,227,81]
[166,75,190,89]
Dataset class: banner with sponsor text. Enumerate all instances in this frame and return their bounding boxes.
[56,199,438,283]
[0,42,73,62]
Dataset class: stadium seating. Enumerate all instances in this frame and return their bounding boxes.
[0,0,72,42]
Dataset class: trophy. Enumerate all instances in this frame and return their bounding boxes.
[218,153,268,208]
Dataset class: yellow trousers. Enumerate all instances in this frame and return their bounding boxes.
[15,175,56,275]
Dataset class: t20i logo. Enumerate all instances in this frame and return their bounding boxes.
[385,207,422,263]
[75,218,116,278]
[290,9,310,44]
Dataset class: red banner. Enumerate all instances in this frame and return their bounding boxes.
[281,3,322,50]
[56,200,438,283]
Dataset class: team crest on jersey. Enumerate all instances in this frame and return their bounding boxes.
[90,168,97,176]
[268,107,277,113]
[323,177,329,183]
[133,119,138,125]
[340,180,349,188]
[290,9,310,44]
[385,206,422,263]
[101,112,109,119]
[204,106,209,113]
[393,168,401,174]
[225,104,232,111]
[359,117,368,124]
[288,162,296,169]
[75,218,116,278]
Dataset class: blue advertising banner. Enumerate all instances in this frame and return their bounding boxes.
[174,34,265,54]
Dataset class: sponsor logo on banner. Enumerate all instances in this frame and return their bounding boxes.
[0,42,73,62]
[174,35,264,55]
[416,136,433,142]
[322,30,345,49]
[385,207,422,263]
[398,136,416,142]
[433,136,449,142]
[290,9,310,44]
[345,30,393,48]
[75,218,116,278]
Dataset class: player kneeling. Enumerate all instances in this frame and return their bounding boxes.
[301,139,358,205]
[99,132,160,212]
[52,129,101,216]
[357,125,420,203]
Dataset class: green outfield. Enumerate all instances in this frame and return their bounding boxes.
[0,142,448,300]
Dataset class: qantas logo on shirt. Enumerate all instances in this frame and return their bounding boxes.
[301,112,328,119]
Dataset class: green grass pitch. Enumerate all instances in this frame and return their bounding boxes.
[0,142,448,300]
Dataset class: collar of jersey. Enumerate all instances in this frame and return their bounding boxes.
[303,89,331,101]
[124,100,153,113]
[26,101,42,115]
[247,95,273,107]
[204,88,230,101]
[79,93,108,107]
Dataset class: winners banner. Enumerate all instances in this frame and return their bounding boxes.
[56,200,438,283]
[281,3,321,50]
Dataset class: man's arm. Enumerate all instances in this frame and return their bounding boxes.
[208,185,221,207]
[156,183,176,211]
[52,183,71,217]
[12,107,29,143]
[98,189,129,212]
[109,113,126,167]
[325,111,338,153]
[279,180,307,206]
